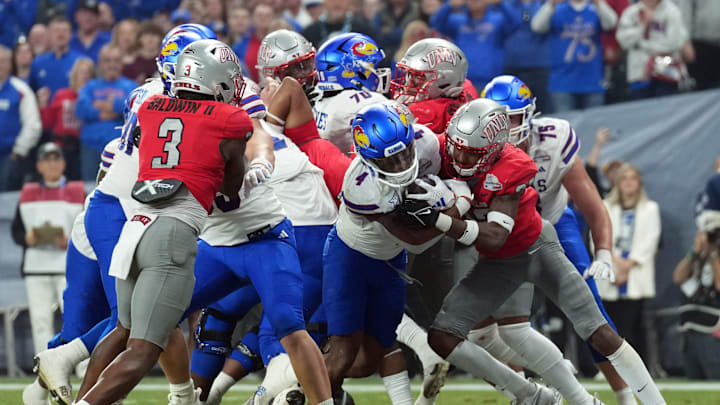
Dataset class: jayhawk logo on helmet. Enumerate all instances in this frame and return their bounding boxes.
[518,84,532,99]
[351,41,379,57]
[353,125,370,149]
[161,41,180,56]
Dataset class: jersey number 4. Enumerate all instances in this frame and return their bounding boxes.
[151,118,184,169]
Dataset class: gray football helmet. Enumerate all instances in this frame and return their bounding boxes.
[391,38,468,103]
[172,39,244,104]
[445,98,510,178]
[256,29,317,90]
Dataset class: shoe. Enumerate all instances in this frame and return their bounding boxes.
[270,386,305,405]
[415,361,450,405]
[22,378,50,405]
[513,383,562,405]
[168,387,202,405]
[34,350,74,405]
[333,390,355,405]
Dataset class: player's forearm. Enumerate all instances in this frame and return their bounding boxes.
[672,256,693,285]
[245,123,275,167]
[438,214,508,252]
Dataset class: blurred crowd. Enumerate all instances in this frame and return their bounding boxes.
[0,0,718,189]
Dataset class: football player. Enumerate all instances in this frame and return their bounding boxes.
[390,38,477,134]
[31,24,220,405]
[73,39,257,405]
[477,75,635,405]
[398,98,667,405]
[312,32,390,154]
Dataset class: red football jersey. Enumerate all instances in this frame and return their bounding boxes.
[409,87,475,134]
[137,95,253,212]
[439,138,542,258]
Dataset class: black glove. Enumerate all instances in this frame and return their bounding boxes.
[394,199,439,228]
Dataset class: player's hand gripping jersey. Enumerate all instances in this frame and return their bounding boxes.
[441,142,541,258]
[313,88,388,154]
[408,82,476,134]
[527,117,580,224]
[337,123,440,259]
[136,94,253,212]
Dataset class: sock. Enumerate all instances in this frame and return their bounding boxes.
[446,340,534,399]
[382,371,414,405]
[615,386,638,405]
[169,379,195,398]
[499,323,593,405]
[61,338,91,366]
[396,314,444,368]
[607,341,665,405]
[207,371,237,405]
[79,318,111,353]
[467,323,529,368]
[317,400,334,405]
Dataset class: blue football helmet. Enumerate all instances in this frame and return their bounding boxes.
[351,104,418,188]
[482,75,536,145]
[156,24,217,94]
[315,33,390,93]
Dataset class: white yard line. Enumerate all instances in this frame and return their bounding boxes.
[1,382,720,391]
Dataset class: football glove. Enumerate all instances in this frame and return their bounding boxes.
[406,174,456,209]
[395,199,439,228]
[584,249,616,283]
[243,157,274,195]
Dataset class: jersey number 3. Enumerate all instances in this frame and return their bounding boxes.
[151,118,184,169]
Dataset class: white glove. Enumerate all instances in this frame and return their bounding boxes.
[444,179,473,215]
[406,174,456,209]
[584,249,616,283]
[243,157,273,194]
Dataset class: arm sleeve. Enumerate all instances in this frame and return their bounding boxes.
[12,79,42,157]
[11,204,26,248]
[639,8,688,53]
[615,7,645,49]
[75,83,100,122]
[430,1,461,38]
[597,0,619,31]
[531,2,554,33]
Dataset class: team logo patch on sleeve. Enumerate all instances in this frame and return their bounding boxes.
[483,173,503,191]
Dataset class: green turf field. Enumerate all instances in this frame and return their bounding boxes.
[3,378,720,404]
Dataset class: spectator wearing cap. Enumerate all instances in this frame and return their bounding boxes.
[616,0,688,99]
[75,44,135,181]
[304,0,325,23]
[69,0,112,63]
[11,142,85,354]
[0,45,42,191]
[284,0,314,29]
[123,22,163,84]
[29,16,86,100]
[431,0,523,91]
[502,0,552,114]
[170,8,191,25]
[531,0,618,113]
[301,0,374,48]
[370,0,421,67]
[41,58,95,181]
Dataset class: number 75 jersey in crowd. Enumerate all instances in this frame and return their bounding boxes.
[528,116,581,225]
[136,94,253,212]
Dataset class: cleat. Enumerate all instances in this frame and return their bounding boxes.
[34,352,74,405]
[512,383,562,405]
[414,360,450,405]
[168,387,202,405]
[270,385,305,405]
[22,377,50,405]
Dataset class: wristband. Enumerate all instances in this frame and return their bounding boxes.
[487,211,515,233]
[435,213,452,232]
[458,220,479,246]
[455,196,471,216]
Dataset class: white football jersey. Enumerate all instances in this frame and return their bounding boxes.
[96,79,164,217]
[528,117,580,224]
[312,89,388,154]
[336,124,441,259]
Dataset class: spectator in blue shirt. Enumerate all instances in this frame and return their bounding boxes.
[0,46,42,191]
[431,0,522,90]
[228,7,251,67]
[75,44,135,181]
[503,0,552,113]
[29,16,86,100]
[69,0,112,63]
[0,0,19,48]
[531,0,618,113]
